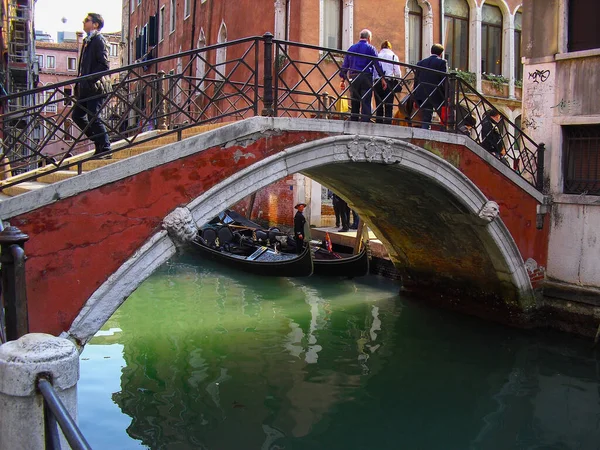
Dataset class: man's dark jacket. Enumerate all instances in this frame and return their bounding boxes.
[413,55,448,107]
[76,33,109,98]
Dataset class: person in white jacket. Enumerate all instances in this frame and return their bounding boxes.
[374,40,402,124]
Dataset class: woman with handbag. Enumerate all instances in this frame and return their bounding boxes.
[374,40,402,124]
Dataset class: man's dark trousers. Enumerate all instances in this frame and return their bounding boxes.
[72,96,110,151]
[349,73,373,122]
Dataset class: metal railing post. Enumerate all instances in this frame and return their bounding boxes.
[0,225,30,341]
[156,71,169,131]
[445,73,457,131]
[536,143,546,192]
[262,32,274,117]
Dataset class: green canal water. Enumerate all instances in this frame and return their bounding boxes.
[78,255,600,449]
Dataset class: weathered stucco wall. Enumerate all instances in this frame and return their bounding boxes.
[555,55,600,116]
[522,0,559,59]
[547,203,600,287]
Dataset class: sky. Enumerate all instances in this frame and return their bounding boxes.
[34,0,122,40]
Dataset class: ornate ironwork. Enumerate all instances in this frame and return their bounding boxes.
[0,35,545,192]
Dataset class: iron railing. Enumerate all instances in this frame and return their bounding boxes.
[0,34,545,191]
[38,375,92,450]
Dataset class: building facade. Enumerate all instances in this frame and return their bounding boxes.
[521,0,600,292]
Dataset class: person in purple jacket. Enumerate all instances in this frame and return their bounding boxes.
[339,29,387,122]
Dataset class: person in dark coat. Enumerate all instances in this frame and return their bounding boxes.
[413,43,448,129]
[72,13,111,158]
[480,109,505,158]
[294,202,307,253]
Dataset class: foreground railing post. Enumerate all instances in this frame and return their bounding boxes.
[262,32,274,117]
[156,71,169,131]
[445,73,457,131]
[536,143,546,192]
[0,333,80,449]
[0,226,30,341]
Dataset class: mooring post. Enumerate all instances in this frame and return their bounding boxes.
[0,226,30,341]
[0,333,80,449]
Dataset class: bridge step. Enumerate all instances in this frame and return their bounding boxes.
[37,170,80,184]
[3,181,48,197]
[1,121,233,197]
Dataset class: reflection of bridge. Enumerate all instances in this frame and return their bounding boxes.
[0,35,548,341]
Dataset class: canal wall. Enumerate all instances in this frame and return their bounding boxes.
[312,226,600,339]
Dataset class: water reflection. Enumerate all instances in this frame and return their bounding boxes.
[79,255,600,450]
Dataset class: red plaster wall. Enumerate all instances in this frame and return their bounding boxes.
[411,139,549,270]
[9,131,329,336]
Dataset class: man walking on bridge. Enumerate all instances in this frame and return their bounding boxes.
[72,13,111,159]
[340,29,386,122]
[413,44,448,129]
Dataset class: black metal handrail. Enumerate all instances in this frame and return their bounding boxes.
[0,34,544,192]
[38,375,92,450]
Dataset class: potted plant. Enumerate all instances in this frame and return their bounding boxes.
[482,73,509,97]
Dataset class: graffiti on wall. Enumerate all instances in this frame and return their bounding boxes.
[528,69,550,83]
[551,99,582,115]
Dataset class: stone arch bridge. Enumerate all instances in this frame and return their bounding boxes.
[0,117,548,345]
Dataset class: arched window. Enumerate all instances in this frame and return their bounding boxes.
[481,3,502,75]
[514,10,522,81]
[407,0,423,65]
[321,0,341,49]
[444,0,469,71]
[196,29,206,91]
[215,22,227,81]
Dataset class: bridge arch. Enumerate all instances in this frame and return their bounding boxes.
[64,133,534,346]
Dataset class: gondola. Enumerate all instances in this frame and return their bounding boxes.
[191,224,313,277]
[213,209,370,277]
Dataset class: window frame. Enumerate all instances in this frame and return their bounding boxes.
[67,57,77,71]
[563,125,600,195]
[481,4,503,75]
[320,0,342,50]
[170,0,176,34]
[159,6,165,42]
[408,0,423,65]
[46,55,56,69]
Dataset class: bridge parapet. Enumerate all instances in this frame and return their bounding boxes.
[0,34,544,194]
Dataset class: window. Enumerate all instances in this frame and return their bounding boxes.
[46,55,56,69]
[170,0,176,33]
[64,87,72,106]
[215,22,227,81]
[407,0,423,65]
[110,43,119,57]
[563,125,600,195]
[131,0,135,13]
[38,54,43,68]
[41,92,57,113]
[137,0,141,4]
[196,30,206,91]
[514,11,522,81]
[67,57,77,71]
[184,0,191,18]
[444,0,469,71]
[568,0,600,52]
[481,4,502,75]
[159,6,165,42]
[321,0,341,49]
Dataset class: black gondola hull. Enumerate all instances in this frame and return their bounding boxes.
[190,239,314,277]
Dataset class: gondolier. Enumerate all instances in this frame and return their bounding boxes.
[294,203,307,253]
